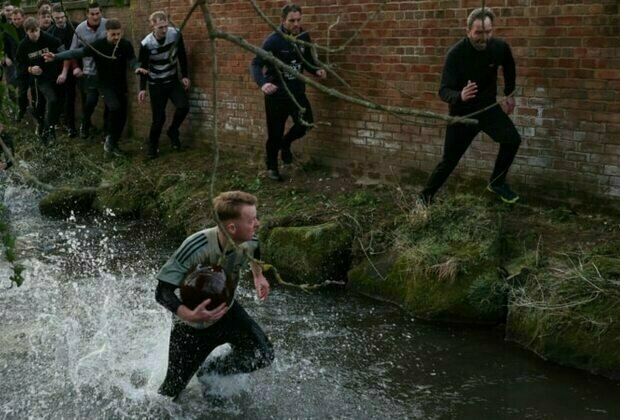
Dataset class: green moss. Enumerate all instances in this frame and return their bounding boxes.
[262,222,353,285]
[39,189,97,218]
[507,251,620,379]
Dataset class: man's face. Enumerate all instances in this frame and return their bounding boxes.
[39,13,52,29]
[282,11,302,35]
[3,5,14,17]
[468,17,493,51]
[152,18,168,40]
[11,12,24,27]
[26,28,40,42]
[106,28,122,44]
[87,7,102,26]
[228,205,259,243]
[52,12,66,28]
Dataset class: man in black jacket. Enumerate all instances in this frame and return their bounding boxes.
[250,3,326,181]
[419,7,521,204]
[45,19,142,157]
[15,17,63,144]
[47,3,79,138]
[4,8,27,117]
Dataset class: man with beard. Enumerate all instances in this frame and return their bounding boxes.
[47,3,79,138]
[45,19,141,157]
[4,8,27,118]
[250,4,327,181]
[418,7,521,205]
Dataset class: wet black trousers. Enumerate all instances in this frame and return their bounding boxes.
[158,301,274,398]
[32,80,59,130]
[100,87,127,145]
[79,75,109,132]
[264,92,313,170]
[148,80,189,149]
[421,105,521,200]
[56,74,77,131]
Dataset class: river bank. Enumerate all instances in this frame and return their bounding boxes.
[4,127,620,381]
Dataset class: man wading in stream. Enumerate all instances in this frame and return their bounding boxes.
[154,191,273,400]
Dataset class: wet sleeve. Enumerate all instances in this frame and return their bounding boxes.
[156,231,208,286]
[54,47,86,61]
[155,280,182,314]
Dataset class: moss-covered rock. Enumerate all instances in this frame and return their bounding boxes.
[262,222,353,285]
[348,194,508,323]
[92,179,156,219]
[39,189,97,218]
[506,252,620,380]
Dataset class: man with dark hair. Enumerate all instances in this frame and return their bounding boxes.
[419,7,521,204]
[45,19,140,157]
[15,17,63,144]
[38,8,52,31]
[154,190,273,400]
[137,10,190,159]
[48,3,79,137]
[5,8,28,118]
[69,1,107,139]
[1,2,13,24]
[251,3,327,181]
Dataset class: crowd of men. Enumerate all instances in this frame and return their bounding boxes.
[0,1,190,158]
[2,2,520,203]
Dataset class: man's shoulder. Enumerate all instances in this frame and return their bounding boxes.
[489,37,510,50]
[448,37,468,52]
[75,20,88,30]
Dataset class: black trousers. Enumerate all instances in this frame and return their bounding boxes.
[264,92,313,170]
[158,301,274,398]
[148,80,189,149]
[421,105,521,200]
[16,76,30,118]
[79,75,109,131]
[100,87,127,145]
[56,74,77,130]
[32,79,59,130]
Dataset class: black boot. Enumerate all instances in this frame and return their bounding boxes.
[80,121,90,139]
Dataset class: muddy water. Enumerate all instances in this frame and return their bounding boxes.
[1,182,618,419]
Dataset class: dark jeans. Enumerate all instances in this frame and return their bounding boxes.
[32,79,59,130]
[79,74,109,131]
[421,105,521,200]
[148,80,189,149]
[16,76,30,118]
[158,301,274,398]
[264,92,313,170]
[56,74,77,130]
[100,87,127,145]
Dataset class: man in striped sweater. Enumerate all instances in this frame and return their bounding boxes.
[137,10,190,159]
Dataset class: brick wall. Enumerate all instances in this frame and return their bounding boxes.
[69,0,620,204]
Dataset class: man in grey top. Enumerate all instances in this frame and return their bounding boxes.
[68,1,107,139]
[154,191,274,400]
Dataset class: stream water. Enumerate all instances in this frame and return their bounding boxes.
[1,181,619,419]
